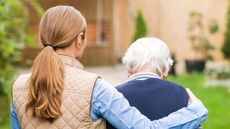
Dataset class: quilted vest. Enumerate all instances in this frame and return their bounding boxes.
[12,55,106,129]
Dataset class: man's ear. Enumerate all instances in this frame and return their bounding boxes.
[127,71,133,77]
[161,72,168,80]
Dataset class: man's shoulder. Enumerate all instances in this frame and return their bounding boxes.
[115,80,139,92]
[116,82,128,91]
[159,79,189,99]
[116,78,187,94]
[160,79,184,88]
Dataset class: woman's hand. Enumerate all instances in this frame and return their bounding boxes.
[186,88,200,104]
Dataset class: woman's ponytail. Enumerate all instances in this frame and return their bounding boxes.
[26,46,64,120]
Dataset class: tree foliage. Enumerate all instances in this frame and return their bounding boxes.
[222,3,230,59]
[0,0,43,96]
[132,10,147,43]
[0,0,27,96]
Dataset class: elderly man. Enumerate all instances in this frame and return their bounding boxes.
[107,37,203,129]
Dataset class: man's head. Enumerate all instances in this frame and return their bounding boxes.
[123,37,173,79]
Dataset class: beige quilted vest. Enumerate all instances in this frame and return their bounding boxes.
[12,55,106,129]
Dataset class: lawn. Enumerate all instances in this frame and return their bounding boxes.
[1,73,229,129]
[168,73,230,129]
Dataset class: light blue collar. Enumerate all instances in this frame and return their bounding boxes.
[126,72,160,83]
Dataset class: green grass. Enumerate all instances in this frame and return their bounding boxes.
[0,96,10,129]
[169,73,230,129]
[0,122,10,129]
[1,73,229,129]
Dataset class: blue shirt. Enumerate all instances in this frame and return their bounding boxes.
[11,78,208,129]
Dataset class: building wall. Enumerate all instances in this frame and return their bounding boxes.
[118,0,228,61]
[115,0,160,58]
[24,0,115,65]
[158,0,228,61]
[24,0,228,65]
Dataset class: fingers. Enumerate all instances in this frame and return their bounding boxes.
[186,88,200,103]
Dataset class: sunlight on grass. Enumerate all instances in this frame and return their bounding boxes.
[169,73,230,129]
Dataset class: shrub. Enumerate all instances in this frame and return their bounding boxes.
[0,0,27,96]
[188,11,218,60]
[0,0,43,125]
[132,10,147,43]
[222,3,230,59]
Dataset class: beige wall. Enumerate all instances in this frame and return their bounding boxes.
[115,0,160,58]
[117,0,228,61]
[158,0,228,61]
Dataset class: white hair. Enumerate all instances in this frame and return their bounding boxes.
[123,37,173,75]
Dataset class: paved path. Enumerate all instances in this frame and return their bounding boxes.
[19,65,128,87]
[86,65,127,86]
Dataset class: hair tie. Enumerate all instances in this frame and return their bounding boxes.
[45,44,54,48]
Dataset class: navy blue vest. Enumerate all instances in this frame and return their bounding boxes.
[106,78,188,129]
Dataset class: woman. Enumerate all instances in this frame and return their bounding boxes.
[11,6,207,129]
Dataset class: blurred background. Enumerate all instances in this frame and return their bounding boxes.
[1,0,230,128]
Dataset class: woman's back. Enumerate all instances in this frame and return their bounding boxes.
[12,55,105,129]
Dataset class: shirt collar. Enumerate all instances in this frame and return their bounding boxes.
[58,54,84,70]
[126,72,160,82]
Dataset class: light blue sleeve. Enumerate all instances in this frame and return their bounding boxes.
[91,78,208,129]
[10,101,21,129]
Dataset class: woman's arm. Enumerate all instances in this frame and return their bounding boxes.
[91,78,207,129]
[10,101,21,129]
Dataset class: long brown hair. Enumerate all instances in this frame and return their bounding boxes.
[26,6,86,120]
